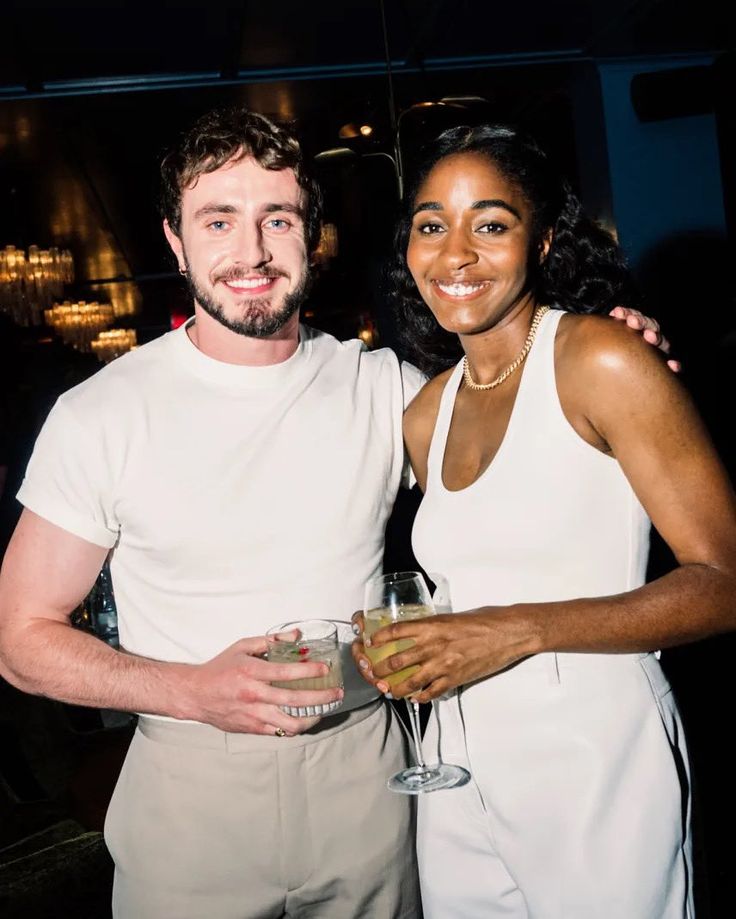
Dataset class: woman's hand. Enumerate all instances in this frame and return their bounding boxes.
[608,306,680,372]
[354,608,540,703]
[350,611,384,690]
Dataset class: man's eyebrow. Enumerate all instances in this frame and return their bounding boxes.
[411,199,522,220]
[193,203,239,221]
[263,203,304,218]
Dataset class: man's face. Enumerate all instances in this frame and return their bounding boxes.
[165,155,310,337]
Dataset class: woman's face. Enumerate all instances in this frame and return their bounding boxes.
[406,151,543,337]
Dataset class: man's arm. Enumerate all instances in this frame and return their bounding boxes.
[0,510,342,734]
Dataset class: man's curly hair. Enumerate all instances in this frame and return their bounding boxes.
[160,106,322,254]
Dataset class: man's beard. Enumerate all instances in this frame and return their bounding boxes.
[183,259,312,338]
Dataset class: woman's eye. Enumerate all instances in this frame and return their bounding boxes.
[417,222,444,235]
[477,222,507,235]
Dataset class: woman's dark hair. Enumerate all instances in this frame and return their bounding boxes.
[389,124,639,377]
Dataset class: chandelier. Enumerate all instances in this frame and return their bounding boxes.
[45,300,115,351]
[0,245,74,326]
[91,329,137,363]
[313,223,339,266]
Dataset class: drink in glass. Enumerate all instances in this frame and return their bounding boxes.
[363,571,471,794]
[266,619,343,716]
[363,603,431,688]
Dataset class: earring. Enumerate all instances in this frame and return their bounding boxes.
[179,266,187,276]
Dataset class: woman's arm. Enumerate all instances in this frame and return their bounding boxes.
[369,317,736,700]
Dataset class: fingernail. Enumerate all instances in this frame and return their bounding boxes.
[358,659,369,670]
[364,636,371,647]
[352,623,361,635]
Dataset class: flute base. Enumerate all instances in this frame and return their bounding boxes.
[387,763,471,795]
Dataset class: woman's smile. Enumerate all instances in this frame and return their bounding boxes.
[431,279,492,301]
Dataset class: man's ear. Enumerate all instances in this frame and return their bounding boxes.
[163,219,185,271]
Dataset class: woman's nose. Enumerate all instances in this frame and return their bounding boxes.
[440,228,479,271]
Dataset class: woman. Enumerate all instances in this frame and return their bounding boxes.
[357,125,736,917]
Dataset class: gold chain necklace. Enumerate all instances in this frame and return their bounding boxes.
[462,305,550,392]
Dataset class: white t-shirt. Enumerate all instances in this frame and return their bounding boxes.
[18,323,424,664]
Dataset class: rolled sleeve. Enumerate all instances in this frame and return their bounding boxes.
[16,397,119,548]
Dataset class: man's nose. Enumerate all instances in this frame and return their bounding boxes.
[235,225,272,268]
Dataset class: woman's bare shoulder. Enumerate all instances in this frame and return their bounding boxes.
[557,311,671,381]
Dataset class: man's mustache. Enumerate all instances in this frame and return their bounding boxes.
[212,266,287,283]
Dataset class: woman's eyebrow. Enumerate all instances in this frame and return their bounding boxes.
[411,199,521,220]
[472,199,521,219]
[412,201,442,216]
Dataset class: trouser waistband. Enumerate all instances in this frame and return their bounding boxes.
[137,698,383,753]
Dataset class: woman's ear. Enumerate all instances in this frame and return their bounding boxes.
[539,228,553,264]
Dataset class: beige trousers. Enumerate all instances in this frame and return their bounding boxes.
[105,701,420,919]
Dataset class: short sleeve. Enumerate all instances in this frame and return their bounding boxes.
[399,361,428,489]
[16,397,119,548]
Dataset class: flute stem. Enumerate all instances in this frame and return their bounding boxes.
[406,700,429,771]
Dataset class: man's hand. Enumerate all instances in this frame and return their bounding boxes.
[608,307,680,372]
[185,635,344,735]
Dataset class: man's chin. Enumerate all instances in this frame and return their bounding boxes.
[198,297,300,339]
[185,264,311,339]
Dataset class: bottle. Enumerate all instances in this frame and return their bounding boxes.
[88,561,119,648]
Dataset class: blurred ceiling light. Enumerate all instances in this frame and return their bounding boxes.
[314,146,358,161]
[359,124,374,137]
[313,223,339,266]
[0,245,74,326]
[357,315,376,349]
[91,328,137,363]
[45,299,115,351]
[338,122,362,139]
[439,95,489,105]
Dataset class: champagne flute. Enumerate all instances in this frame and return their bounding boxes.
[363,571,471,794]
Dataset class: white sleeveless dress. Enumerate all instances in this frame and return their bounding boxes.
[413,309,693,919]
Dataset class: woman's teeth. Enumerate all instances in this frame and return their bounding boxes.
[436,281,486,296]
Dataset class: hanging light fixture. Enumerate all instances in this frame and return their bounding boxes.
[90,329,137,363]
[0,245,74,326]
[44,299,115,351]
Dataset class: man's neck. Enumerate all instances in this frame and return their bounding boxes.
[187,306,300,366]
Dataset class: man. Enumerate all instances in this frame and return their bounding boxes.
[0,107,423,918]
[0,105,669,918]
